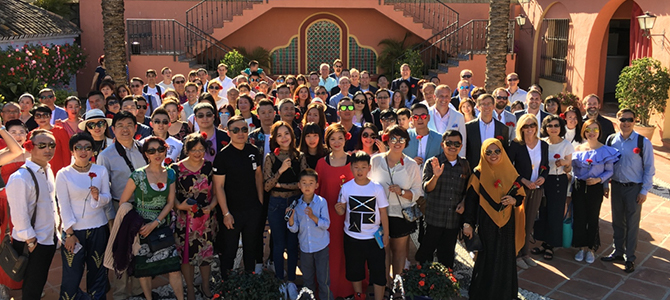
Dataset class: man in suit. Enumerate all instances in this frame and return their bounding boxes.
[428,85,466,157]
[515,89,550,135]
[404,103,443,168]
[450,80,472,108]
[582,94,616,144]
[391,63,420,96]
[465,94,510,168]
[492,87,517,140]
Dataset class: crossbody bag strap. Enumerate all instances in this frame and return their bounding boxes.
[115,141,147,172]
[22,166,39,228]
[384,154,406,208]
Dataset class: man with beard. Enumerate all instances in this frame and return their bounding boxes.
[515,89,550,136]
[582,94,615,144]
[492,87,517,140]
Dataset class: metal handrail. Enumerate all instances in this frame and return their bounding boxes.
[381,0,459,36]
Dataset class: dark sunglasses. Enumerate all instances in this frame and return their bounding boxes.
[34,113,51,119]
[39,95,55,100]
[287,81,297,85]
[485,149,501,156]
[153,119,170,125]
[521,123,538,130]
[107,100,119,106]
[339,105,354,111]
[507,78,519,81]
[250,78,260,82]
[334,65,342,68]
[353,99,366,105]
[196,112,214,119]
[174,80,185,84]
[381,117,396,122]
[619,117,635,123]
[412,114,428,120]
[130,84,142,88]
[545,124,561,128]
[209,86,222,90]
[362,132,377,139]
[496,96,509,101]
[229,126,249,134]
[137,105,148,110]
[462,75,472,79]
[445,141,462,148]
[74,145,93,152]
[459,86,469,90]
[316,91,328,96]
[36,142,57,150]
[86,120,108,129]
[145,146,167,155]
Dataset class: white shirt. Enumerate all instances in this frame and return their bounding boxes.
[215,76,235,98]
[527,142,542,182]
[369,154,423,218]
[544,138,575,175]
[494,110,507,124]
[139,136,183,163]
[216,98,229,110]
[507,87,527,104]
[417,136,428,160]
[158,81,175,91]
[339,180,389,240]
[6,160,59,245]
[478,118,495,143]
[55,164,112,231]
[428,104,466,157]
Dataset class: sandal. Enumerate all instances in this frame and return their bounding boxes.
[197,285,214,299]
[544,248,554,260]
[531,246,546,255]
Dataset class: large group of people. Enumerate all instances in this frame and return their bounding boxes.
[0,57,655,300]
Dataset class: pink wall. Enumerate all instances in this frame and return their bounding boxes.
[436,54,517,90]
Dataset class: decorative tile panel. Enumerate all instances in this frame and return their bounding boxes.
[306,20,341,73]
[271,37,298,75]
[349,37,377,74]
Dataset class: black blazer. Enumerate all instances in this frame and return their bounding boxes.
[465,118,510,169]
[507,139,549,183]
[515,110,551,125]
[450,96,461,110]
[391,77,420,96]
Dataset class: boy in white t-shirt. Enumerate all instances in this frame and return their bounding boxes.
[335,151,389,300]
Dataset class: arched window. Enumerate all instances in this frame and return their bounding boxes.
[306,20,342,73]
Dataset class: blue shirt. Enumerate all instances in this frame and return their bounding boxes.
[609,132,655,195]
[287,194,330,253]
[50,106,68,125]
[328,92,352,107]
[572,146,619,183]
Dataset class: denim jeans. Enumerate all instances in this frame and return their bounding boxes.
[268,195,300,281]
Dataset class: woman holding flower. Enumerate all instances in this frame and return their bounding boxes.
[55,133,112,299]
[172,133,217,300]
[462,138,526,300]
[506,114,549,269]
[531,116,574,260]
[571,119,619,264]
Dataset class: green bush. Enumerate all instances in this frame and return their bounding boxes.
[616,57,670,127]
[220,50,245,79]
[211,269,285,300]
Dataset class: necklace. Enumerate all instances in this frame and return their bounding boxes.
[73,162,92,171]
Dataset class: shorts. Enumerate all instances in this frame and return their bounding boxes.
[388,216,417,238]
[343,234,386,286]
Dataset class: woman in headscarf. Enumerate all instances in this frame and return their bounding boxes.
[462,138,526,300]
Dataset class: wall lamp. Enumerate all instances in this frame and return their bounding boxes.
[637,11,665,49]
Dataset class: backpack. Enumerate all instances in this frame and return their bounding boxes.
[606,133,644,165]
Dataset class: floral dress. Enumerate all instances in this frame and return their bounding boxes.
[131,166,181,278]
[172,161,217,266]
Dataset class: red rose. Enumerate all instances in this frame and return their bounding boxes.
[381,134,389,142]
[416,265,421,270]
[88,172,97,179]
[450,276,457,283]
[156,182,165,189]
[274,148,280,156]
[190,204,198,213]
[23,140,33,152]
[213,294,220,299]
[633,147,641,154]
[554,154,561,159]
[411,84,416,88]
[430,284,435,290]
[559,113,566,119]
[420,273,426,278]
[134,134,141,140]
[249,123,255,128]
[106,113,114,118]
[201,132,208,139]
[494,179,502,188]
[496,135,504,140]
[417,135,423,140]
[177,104,183,112]
[513,182,522,189]
[540,165,548,171]
[164,158,173,165]
[418,280,425,287]
[586,159,593,164]
[345,132,352,141]
[295,111,301,118]
[506,122,515,127]
[221,140,228,146]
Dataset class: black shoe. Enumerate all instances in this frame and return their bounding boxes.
[625,261,635,273]
[601,254,625,262]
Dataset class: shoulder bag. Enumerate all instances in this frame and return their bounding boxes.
[385,154,422,222]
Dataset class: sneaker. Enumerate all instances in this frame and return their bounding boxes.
[516,258,529,270]
[404,259,411,270]
[287,282,299,300]
[575,249,585,262]
[279,283,288,298]
[254,263,263,274]
[353,292,366,300]
[523,256,537,267]
[585,251,595,264]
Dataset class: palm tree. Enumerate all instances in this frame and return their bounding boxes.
[377,32,413,78]
[484,0,509,92]
[102,0,128,85]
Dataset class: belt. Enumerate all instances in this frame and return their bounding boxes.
[612,181,641,187]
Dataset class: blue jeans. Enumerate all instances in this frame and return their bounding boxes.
[268,195,299,281]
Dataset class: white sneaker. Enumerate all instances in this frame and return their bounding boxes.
[575,249,584,262]
[279,283,288,298]
[585,251,595,264]
[404,259,411,270]
[255,263,263,274]
[287,282,299,300]
[523,256,537,267]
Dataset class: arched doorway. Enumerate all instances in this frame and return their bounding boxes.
[306,20,342,73]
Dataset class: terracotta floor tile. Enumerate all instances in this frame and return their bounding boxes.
[556,279,611,299]
[547,290,587,300]
[518,266,569,288]
[535,256,583,276]
[615,278,669,300]
[631,267,670,288]
[605,291,650,300]
[590,257,629,273]
[640,249,670,274]
[518,278,553,295]
[573,266,624,288]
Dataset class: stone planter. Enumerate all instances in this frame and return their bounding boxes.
[634,124,656,141]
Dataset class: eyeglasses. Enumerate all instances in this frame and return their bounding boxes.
[39,95,54,100]
[74,145,93,152]
[196,112,214,119]
[334,65,342,68]
[584,128,600,134]
[316,92,328,96]
[250,78,260,82]
[339,105,354,111]
[174,80,185,84]
[459,86,469,90]
[381,117,396,123]
[277,79,285,83]
[362,132,377,139]
[34,113,51,119]
[485,149,501,156]
[229,126,249,134]
[189,148,206,154]
[107,100,119,106]
[137,105,148,110]
[376,96,390,100]
[545,124,561,128]
[445,141,462,148]
[353,99,366,105]
[389,137,406,144]
[36,142,57,150]
[145,146,167,155]
[130,84,142,88]
[86,120,107,129]
[412,113,428,120]
[461,74,472,79]
[287,81,297,85]
[153,119,170,125]
[521,123,538,130]
[496,96,509,101]
[507,78,519,81]
[619,117,635,123]
[209,86,222,90]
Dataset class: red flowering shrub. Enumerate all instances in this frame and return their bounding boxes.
[402,262,459,299]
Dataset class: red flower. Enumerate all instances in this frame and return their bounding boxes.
[496,135,504,141]
[156,182,165,189]
[190,204,198,213]
[411,84,416,88]
[345,132,352,140]
[274,148,281,156]
[381,134,389,142]
[134,134,141,140]
[177,104,183,112]
[295,111,301,119]
[23,140,33,152]
[633,147,641,154]
[494,179,502,188]
[88,172,97,179]
[106,113,114,119]
[430,284,435,290]
[416,265,422,270]
[418,280,425,287]
[586,159,593,164]
[513,182,522,189]
[420,273,426,278]
[213,294,220,299]
[450,276,457,283]
[201,132,208,139]
[339,175,346,180]
[164,158,173,165]
[554,154,561,159]
[249,123,255,128]
[221,140,228,146]
[559,113,566,119]
[506,122,515,127]
[417,135,423,140]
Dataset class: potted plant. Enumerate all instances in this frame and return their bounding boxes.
[554,92,581,113]
[616,57,670,140]
[211,269,286,300]
[402,262,459,300]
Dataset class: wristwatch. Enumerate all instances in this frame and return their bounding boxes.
[65,232,74,238]
[27,241,36,248]
[401,189,406,196]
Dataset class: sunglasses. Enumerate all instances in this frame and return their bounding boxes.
[459,86,469,90]
[376,96,390,100]
[209,86,222,90]
[445,141,462,148]
[334,65,342,68]
[381,117,396,122]
[229,126,249,134]
[362,132,377,139]
[521,123,538,130]
[339,105,354,111]
[34,113,51,119]
[107,100,119,106]
[462,74,472,79]
[74,145,93,152]
[130,84,142,88]
[39,95,55,100]
[389,137,406,145]
[545,123,561,128]
[137,105,148,110]
[287,81,297,85]
[196,112,214,119]
[485,149,501,156]
[316,92,328,96]
[86,120,108,129]
[584,128,600,134]
[250,78,260,82]
[145,146,167,155]
[619,117,635,123]
[496,96,509,100]
[36,142,57,150]
[153,119,170,125]
[507,78,519,81]
[412,113,428,121]
[174,80,185,84]
[277,79,285,83]
[353,99,366,105]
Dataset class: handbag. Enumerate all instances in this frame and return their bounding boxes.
[385,154,423,222]
[0,166,38,281]
[147,226,175,252]
[464,227,483,252]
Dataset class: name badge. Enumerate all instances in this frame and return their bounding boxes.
[252,162,257,170]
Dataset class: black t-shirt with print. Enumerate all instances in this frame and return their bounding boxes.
[212,143,262,212]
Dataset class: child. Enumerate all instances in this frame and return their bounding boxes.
[335,151,389,300]
[242,60,265,77]
[287,169,334,300]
